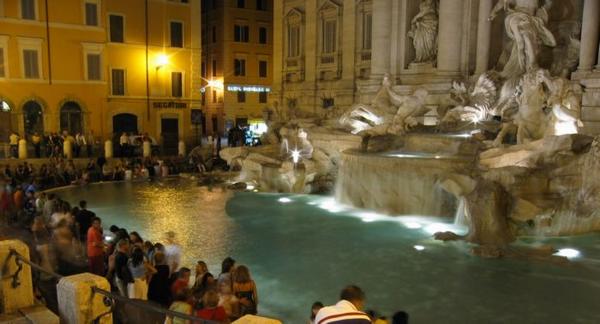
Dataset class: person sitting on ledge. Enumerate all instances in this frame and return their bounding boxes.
[314,285,371,324]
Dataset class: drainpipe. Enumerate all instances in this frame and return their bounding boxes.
[145,0,150,122]
[44,0,52,85]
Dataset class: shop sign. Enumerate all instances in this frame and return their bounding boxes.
[153,101,187,109]
[226,85,271,92]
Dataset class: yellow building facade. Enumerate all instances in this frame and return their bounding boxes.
[0,0,201,152]
[201,0,272,136]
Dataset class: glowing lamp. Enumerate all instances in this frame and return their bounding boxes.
[291,149,301,164]
[156,54,169,68]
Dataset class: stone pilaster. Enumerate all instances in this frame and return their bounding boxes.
[370,0,392,78]
[437,0,464,75]
[578,0,600,72]
[475,0,493,74]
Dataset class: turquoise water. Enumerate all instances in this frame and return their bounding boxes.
[54,180,600,323]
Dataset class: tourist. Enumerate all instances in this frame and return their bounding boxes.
[9,132,19,158]
[314,285,371,324]
[232,265,258,317]
[217,257,236,317]
[87,217,105,276]
[120,132,129,157]
[171,267,192,297]
[391,311,409,324]
[75,200,95,244]
[127,247,156,300]
[32,132,42,158]
[166,288,193,324]
[129,231,144,247]
[148,251,171,307]
[196,290,229,324]
[192,260,215,303]
[114,239,134,297]
[143,241,155,261]
[164,231,182,274]
[309,301,324,324]
[75,132,86,158]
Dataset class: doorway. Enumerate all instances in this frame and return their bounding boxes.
[113,113,138,156]
[161,118,179,156]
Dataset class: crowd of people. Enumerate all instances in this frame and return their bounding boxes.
[9,131,95,159]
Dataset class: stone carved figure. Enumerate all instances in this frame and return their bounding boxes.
[550,23,581,78]
[407,0,438,64]
[513,69,550,144]
[540,75,583,136]
[340,75,428,150]
[489,0,556,79]
[441,74,498,124]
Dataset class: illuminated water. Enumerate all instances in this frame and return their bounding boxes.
[54,180,600,323]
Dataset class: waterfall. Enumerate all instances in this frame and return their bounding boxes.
[453,196,469,227]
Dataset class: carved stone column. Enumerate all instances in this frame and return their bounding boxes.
[578,0,600,72]
[370,0,392,77]
[437,0,464,74]
[475,0,494,74]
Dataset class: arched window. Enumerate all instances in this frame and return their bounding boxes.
[23,100,44,136]
[60,101,83,135]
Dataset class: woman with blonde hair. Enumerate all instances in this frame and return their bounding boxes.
[232,265,258,317]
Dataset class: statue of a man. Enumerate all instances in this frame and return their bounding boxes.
[489,0,556,79]
[407,0,438,64]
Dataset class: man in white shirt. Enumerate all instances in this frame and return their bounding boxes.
[314,285,371,324]
[119,132,129,157]
[164,231,182,274]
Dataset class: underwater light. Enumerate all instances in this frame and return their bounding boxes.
[246,185,255,190]
[278,197,292,203]
[291,149,301,164]
[554,248,581,259]
[414,245,425,251]
[403,221,422,229]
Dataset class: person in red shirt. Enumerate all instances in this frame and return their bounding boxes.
[197,290,229,323]
[87,217,105,276]
[170,267,191,297]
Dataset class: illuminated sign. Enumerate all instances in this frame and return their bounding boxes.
[226,85,271,92]
[153,101,187,109]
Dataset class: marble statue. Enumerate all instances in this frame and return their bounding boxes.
[340,75,429,149]
[407,0,438,64]
[540,75,583,136]
[441,74,497,124]
[488,0,556,79]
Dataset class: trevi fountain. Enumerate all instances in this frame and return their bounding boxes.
[221,0,600,258]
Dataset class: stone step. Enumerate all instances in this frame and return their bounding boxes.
[0,305,58,324]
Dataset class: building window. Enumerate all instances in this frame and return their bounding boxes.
[87,54,101,80]
[111,69,125,95]
[0,48,5,78]
[237,0,244,9]
[362,12,372,50]
[60,102,83,135]
[322,20,337,54]
[234,59,246,76]
[234,25,249,42]
[237,91,246,103]
[23,49,40,79]
[212,59,217,77]
[109,15,124,43]
[322,98,334,109]
[170,21,183,48]
[259,27,267,44]
[201,92,206,106]
[201,61,206,77]
[212,90,217,103]
[171,72,183,97]
[23,101,43,135]
[256,0,267,11]
[212,26,217,43]
[287,25,300,58]
[259,60,267,78]
[21,0,36,20]
[259,91,267,103]
[85,2,98,26]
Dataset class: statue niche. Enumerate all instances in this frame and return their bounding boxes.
[407,0,438,65]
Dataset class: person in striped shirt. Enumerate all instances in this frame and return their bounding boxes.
[314,285,371,324]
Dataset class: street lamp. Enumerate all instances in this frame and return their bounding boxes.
[156,54,169,69]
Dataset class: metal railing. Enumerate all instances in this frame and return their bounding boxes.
[3,249,217,324]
